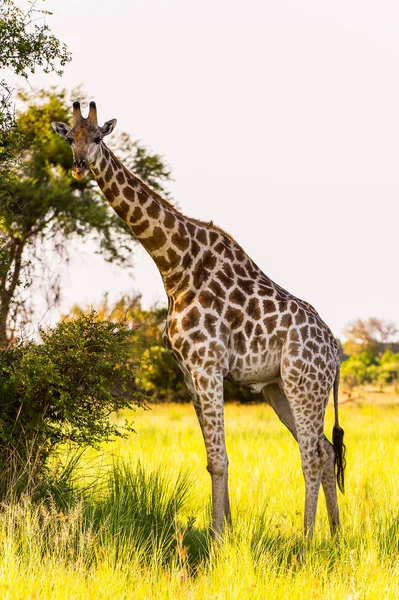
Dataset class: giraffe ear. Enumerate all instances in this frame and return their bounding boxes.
[99,119,117,137]
[51,122,70,138]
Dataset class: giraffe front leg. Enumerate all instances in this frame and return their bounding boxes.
[191,369,230,539]
[195,402,231,528]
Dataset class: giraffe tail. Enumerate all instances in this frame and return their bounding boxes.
[332,363,346,493]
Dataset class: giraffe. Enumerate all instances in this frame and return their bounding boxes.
[52,101,346,541]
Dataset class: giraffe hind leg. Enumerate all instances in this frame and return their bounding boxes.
[320,438,341,535]
[263,383,341,536]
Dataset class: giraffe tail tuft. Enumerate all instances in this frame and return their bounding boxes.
[332,364,346,494]
[333,424,346,493]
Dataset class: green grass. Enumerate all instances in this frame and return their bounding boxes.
[1,395,399,598]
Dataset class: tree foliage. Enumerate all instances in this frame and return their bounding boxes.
[341,350,399,392]
[0,0,70,82]
[0,0,71,166]
[0,311,146,497]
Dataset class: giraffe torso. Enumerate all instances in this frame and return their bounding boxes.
[163,227,339,400]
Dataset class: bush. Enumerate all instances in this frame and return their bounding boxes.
[137,344,188,402]
[341,350,399,392]
[0,312,146,498]
[341,352,377,389]
[379,351,399,385]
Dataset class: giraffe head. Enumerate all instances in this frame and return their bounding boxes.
[51,101,117,179]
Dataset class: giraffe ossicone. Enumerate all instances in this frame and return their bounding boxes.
[52,102,346,541]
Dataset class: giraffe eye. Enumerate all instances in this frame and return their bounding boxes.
[94,136,102,144]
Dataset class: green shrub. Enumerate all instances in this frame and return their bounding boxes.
[0,312,146,498]
[379,351,399,385]
[341,352,377,389]
[341,350,399,391]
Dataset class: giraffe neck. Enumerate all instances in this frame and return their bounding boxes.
[90,143,199,294]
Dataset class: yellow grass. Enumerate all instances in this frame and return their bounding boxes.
[1,393,399,599]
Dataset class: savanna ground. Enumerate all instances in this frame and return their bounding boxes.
[1,391,399,599]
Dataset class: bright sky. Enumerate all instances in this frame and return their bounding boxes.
[15,0,399,337]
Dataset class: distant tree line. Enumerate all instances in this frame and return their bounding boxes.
[340,318,399,393]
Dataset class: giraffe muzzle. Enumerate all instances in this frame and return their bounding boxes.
[72,159,89,180]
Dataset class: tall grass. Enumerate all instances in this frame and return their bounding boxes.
[0,397,398,598]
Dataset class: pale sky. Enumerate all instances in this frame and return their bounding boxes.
[14,0,399,337]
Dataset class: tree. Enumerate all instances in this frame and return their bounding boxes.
[1,0,71,344]
[343,317,399,357]
[0,90,172,346]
